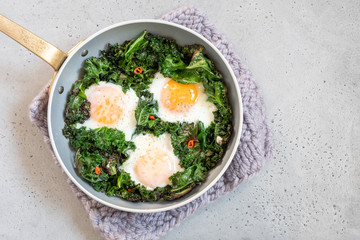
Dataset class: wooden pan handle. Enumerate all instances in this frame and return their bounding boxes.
[0,14,67,71]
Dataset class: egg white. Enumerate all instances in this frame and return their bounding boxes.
[120,133,183,190]
[77,81,139,141]
[149,72,217,128]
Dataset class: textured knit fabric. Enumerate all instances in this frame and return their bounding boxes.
[29,6,273,240]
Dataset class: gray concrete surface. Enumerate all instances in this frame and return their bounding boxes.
[1,0,359,239]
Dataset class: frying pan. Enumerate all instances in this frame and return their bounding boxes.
[0,14,243,213]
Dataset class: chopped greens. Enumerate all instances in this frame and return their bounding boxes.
[63,32,232,201]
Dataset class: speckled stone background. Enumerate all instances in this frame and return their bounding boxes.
[1,1,359,240]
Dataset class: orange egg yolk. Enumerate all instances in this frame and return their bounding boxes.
[160,79,198,112]
[87,86,123,125]
[134,149,179,189]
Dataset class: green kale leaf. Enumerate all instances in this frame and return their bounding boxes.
[168,163,207,195]
[83,57,119,85]
[69,127,135,160]
[160,47,222,84]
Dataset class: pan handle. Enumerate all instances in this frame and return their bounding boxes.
[0,14,67,71]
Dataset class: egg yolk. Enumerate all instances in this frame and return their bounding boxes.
[87,86,123,125]
[160,79,198,112]
[134,148,179,188]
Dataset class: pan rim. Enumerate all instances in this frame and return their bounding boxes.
[47,19,243,213]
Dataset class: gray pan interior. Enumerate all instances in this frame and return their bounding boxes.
[48,20,243,213]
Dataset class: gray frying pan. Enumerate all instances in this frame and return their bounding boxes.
[0,14,243,213]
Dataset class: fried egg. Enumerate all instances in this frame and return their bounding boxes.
[78,82,138,141]
[149,72,217,127]
[121,133,183,190]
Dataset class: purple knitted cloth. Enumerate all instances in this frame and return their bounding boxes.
[29,6,273,240]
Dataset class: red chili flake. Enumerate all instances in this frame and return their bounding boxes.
[187,140,195,149]
[95,166,101,175]
[128,189,132,192]
[149,115,155,120]
[134,67,143,74]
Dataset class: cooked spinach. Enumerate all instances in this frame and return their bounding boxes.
[63,31,232,201]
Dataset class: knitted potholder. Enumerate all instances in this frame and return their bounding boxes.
[29,6,273,240]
